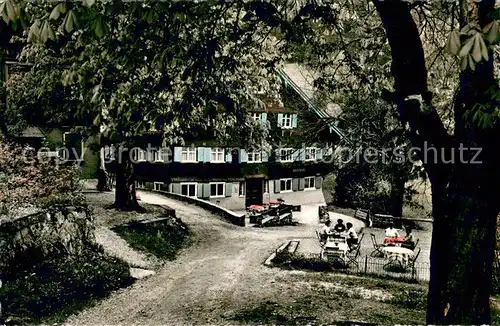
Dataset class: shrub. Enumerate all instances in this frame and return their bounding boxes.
[0,249,133,324]
[113,218,190,260]
[389,289,427,310]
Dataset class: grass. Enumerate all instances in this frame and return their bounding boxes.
[0,248,133,325]
[231,273,427,325]
[113,218,191,260]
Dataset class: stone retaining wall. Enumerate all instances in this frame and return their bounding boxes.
[148,190,246,227]
[0,207,95,272]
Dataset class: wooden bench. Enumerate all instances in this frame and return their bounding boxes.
[261,215,278,227]
[372,213,394,228]
[354,208,371,225]
[278,212,292,225]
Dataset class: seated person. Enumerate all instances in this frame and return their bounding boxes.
[333,219,347,233]
[346,222,358,250]
[385,222,399,238]
[402,228,415,249]
[320,220,331,245]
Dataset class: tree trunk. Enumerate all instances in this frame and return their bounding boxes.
[389,175,405,218]
[111,148,142,211]
[373,0,499,323]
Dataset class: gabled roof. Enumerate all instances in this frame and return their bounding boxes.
[19,126,45,138]
[276,65,351,145]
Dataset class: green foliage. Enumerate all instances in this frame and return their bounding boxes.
[113,219,190,260]
[389,289,428,310]
[0,249,133,324]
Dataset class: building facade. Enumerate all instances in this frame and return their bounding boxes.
[103,68,345,211]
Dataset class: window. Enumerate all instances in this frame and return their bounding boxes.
[154,182,163,191]
[239,182,245,197]
[153,149,165,162]
[181,182,197,197]
[280,148,294,162]
[280,113,292,128]
[264,180,269,193]
[210,147,225,163]
[251,112,262,121]
[305,147,317,161]
[247,150,262,163]
[304,177,316,190]
[210,182,225,198]
[280,178,292,192]
[181,147,197,162]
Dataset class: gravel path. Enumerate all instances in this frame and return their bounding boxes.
[66,191,315,325]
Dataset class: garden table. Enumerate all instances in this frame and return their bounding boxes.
[384,237,405,246]
[382,246,414,269]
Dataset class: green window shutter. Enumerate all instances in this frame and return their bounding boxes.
[261,112,267,123]
[225,150,232,162]
[292,114,298,128]
[239,149,248,163]
[197,183,203,198]
[298,178,305,191]
[197,147,205,162]
[172,183,180,194]
[277,113,283,127]
[202,183,210,198]
[225,183,232,197]
[173,147,182,162]
[204,148,211,163]
[274,180,280,193]
[292,178,299,191]
[315,176,323,189]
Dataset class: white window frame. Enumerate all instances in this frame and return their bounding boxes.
[280,113,292,129]
[305,147,317,161]
[209,182,225,198]
[280,178,293,193]
[304,176,316,190]
[153,149,164,162]
[247,150,262,163]
[180,182,197,198]
[210,147,225,163]
[239,181,245,197]
[181,147,197,162]
[251,112,262,121]
[264,180,269,194]
[280,148,294,162]
[154,182,163,191]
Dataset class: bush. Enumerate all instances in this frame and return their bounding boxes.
[389,289,427,310]
[0,249,133,324]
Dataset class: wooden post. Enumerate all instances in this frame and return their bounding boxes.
[364,255,368,273]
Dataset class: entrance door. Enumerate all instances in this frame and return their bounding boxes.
[245,178,263,207]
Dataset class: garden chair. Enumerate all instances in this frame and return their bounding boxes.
[406,247,422,274]
[347,234,364,270]
[370,233,385,257]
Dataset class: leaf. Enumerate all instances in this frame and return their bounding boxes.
[478,33,489,61]
[468,54,476,71]
[27,20,40,42]
[49,4,62,20]
[460,55,468,71]
[471,33,483,62]
[94,16,106,38]
[445,30,460,55]
[91,84,101,103]
[82,0,96,7]
[459,35,475,57]
[487,20,499,44]
[64,10,78,33]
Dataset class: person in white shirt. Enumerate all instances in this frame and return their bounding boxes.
[320,220,332,245]
[346,222,358,250]
[385,222,399,238]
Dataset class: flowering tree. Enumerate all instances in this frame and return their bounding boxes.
[0,139,84,216]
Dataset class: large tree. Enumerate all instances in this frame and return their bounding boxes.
[2,0,281,210]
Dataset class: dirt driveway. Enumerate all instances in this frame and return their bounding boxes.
[66,191,323,325]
